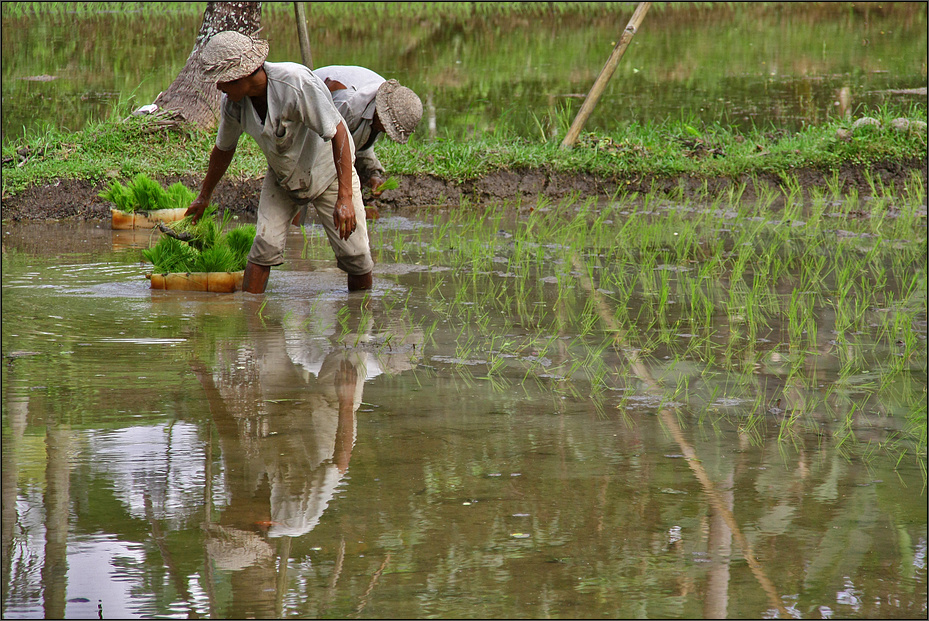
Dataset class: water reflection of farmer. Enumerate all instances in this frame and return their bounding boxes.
[189,297,418,618]
[191,344,365,617]
[185,31,374,293]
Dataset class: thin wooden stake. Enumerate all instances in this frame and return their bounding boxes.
[294,2,313,69]
[560,1,651,149]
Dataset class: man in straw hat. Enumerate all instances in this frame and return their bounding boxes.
[313,65,423,198]
[186,31,374,292]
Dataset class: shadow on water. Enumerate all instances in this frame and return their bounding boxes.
[1,187,926,618]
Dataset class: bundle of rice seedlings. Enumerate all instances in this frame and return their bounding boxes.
[192,245,237,273]
[167,205,221,251]
[128,173,168,212]
[164,182,197,210]
[142,236,198,273]
[375,176,400,193]
[100,173,189,214]
[98,181,135,212]
[143,209,256,274]
[223,224,257,271]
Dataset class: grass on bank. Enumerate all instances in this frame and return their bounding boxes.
[2,101,925,200]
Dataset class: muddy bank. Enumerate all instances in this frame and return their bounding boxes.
[2,159,926,222]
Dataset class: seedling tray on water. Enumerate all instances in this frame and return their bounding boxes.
[146,271,245,293]
[112,208,188,230]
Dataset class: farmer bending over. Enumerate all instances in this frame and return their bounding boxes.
[313,65,423,197]
[186,31,373,292]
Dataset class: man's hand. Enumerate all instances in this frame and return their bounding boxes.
[331,122,356,240]
[185,196,210,224]
[333,194,356,240]
[366,174,387,197]
[189,146,236,224]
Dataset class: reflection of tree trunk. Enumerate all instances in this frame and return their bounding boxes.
[144,493,196,614]
[42,421,71,621]
[275,536,292,617]
[1,396,28,599]
[704,470,733,619]
[203,425,219,619]
[232,556,279,618]
[151,2,262,130]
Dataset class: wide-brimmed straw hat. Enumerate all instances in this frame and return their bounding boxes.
[375,80,423,144]
[199,31,269,83]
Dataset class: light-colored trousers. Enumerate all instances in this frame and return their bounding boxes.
[248,168,374,276]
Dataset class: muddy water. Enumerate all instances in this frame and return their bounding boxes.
[1,212,925,619]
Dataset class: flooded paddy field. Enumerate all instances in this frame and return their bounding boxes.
[2,187,926,619]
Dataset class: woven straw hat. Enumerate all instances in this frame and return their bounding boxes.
[199,31,269,83]
[375,80,423,144]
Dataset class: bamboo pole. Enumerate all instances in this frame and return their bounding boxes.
[294,2,313,69]
[560,1,651,149]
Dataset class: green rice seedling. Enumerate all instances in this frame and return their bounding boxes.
[841,186,860,217]
[805,191,829,230]
[223,224,257,271]
[335,306,352,345]
[889,196,924,239]
[142,235,197,273]
[903,170,926,206]
[128,173,169,212]
[824,170,845,200]
[255,298,268,322]
[375,176,400,193]
[192,244,236,273]
[164,182,196,210]
[98,180,135,212]
[862,167,889,200]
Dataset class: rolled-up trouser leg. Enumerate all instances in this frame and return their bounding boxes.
[247,172,303,267]
[310,169,374,276]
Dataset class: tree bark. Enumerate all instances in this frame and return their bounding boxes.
[150,1,262,130]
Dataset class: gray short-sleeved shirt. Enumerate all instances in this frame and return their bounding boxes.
[312,65,384,148]
[216,61,349,198]
[312,65,387,181]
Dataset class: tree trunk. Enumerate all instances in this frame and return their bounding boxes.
[294,2,313,69]
[150,1,262,130]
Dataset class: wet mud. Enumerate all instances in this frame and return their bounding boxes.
[1,158,926,222]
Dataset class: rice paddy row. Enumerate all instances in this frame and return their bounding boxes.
[292,173,927,473]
